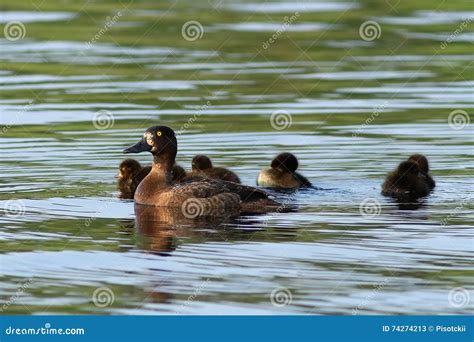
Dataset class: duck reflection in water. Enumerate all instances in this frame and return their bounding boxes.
[133,203,297,254]
[132,202,298,306]
[134,204,239,254]
[393,196,426,211]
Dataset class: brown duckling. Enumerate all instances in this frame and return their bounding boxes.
[407,154,435,189]
[116,159,149,199]
[382,160,431,198]
[172,164,187,182]
[123,126,283,215]
[117,159,187,199]
[257,152,312,189]
[190,155,241,183]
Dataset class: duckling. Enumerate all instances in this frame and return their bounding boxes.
[123,126,283,215]
[117,159,187,199]
[172,164,187,182]
[116,159,149,199]
[190,155,241,183]
[407,154,435,189]
[382,160,431,198]
[257,152,311,189]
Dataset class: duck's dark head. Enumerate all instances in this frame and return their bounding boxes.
[192,155,213,171]
[397,160,420,178]
[408,154,429,173]
[124,126,177,164]
[117,158,142,180]
[271,152,298,173]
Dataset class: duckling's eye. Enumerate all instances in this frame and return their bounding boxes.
[157,131,162,137]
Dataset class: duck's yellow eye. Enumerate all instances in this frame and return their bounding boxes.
[157,131,162,137]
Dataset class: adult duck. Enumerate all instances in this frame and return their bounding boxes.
[116,159,187,199]
[123,126,284,215]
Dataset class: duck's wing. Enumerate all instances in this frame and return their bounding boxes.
[177,177,267,202]
[171,179,230,198]
[165,180,241,217]
[219,180,272,202]
[174,178,286,213]
[294,172,312,187]
[219,180,290,213]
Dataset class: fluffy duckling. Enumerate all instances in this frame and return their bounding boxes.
[117,159,187,199]
[116,159,150,199]
[382,160,431,198]
[407,154,435,189]
[257,152,311,189]
[123,126,283,215]
[190,155,241,183]
[172,164,187,182]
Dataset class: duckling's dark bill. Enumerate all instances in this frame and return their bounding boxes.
[124,139,151,154]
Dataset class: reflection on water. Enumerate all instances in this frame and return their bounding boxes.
[380,11,474,25]
[0,40,215,64]
[225,2,358,13]
[213,22,336,32]
[0,11,75,23]
[0,0,472,315]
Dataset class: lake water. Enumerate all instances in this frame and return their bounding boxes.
[0,0,472,315]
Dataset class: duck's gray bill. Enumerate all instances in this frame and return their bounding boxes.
[123,139,151,154]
